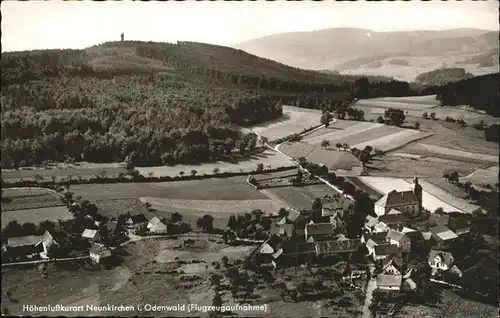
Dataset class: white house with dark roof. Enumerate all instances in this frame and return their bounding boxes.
[89,243,112,263]
[147,217,167,234]
[374,177,422,217]
[386,230,411,252]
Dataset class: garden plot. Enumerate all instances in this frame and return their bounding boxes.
[358,176,466,213]
[243,106,322,141]
[460,165,499,186]
[419,143,499,163]
[352,130,434,152]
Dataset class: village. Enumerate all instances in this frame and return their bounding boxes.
[1,163,487,317]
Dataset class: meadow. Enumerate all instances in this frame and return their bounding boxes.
[353,94,439,111]
[1,206,73,229]
[263,184,342,210]
[243,105,322,141]
[460,165,499,187]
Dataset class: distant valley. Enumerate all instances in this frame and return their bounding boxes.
[234,28,499,82]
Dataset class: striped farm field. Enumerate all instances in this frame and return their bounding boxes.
[353,95,439,111]
[242,105,322,141]
[358,176,472,214]
[1,187,64,212]
[419,143,499,163]
[301,120,433,153]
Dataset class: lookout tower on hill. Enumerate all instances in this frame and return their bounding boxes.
[120,33,124,42]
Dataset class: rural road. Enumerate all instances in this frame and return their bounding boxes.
[362,265,377,318]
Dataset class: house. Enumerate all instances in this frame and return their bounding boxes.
[105,220,121,237]
[259,234,282,255]
[374,177,422,217]
[429,214,450,227]
[386,230,411,252]
[126,214,148,232]
[364,215,379,232]
[447,216,471,236]
[428,249,455,272]
[373,244,401,261]
[305,223,336,242]
[315,239,361,256]
[362,232,388,256]
[5,231,57,260]
[81,229,99,242]
[89,243,112,263]
[373,222,391,233]
[429,226,458,248]
[270,222,294,239]
[377,274,402,291]
[381,257,404,276]
[403,278,417,291]
[273,242,316,266]
[378,214,410,227]
[147,217,167,234]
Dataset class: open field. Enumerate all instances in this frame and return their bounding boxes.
[242,105,322,141]
[2,162,127,182]
[277,142,362,175]
[358,176,472,213]
[419,144,498,163]
[94,198,150,218]
[264,184,344,210]
[353,95,439,111]
[2,206,73,229]
[1,237,253,317]
[1,187,64,211]
[437,289,498,318]
[460,165,499,186]
[302,121,433,153]
[136,150,293,178]
[70,176,267,202]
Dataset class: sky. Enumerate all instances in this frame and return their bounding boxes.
[2,0,498,52]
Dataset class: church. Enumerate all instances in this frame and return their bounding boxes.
[374,177,423,218]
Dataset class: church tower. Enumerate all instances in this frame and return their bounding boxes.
[410,175,423,209]
[120,33,124,42]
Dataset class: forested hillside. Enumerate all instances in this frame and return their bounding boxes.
[436,73,500,117]
[415,68,474,86]
[1,41,420,168]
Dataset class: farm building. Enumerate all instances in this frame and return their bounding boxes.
[278,209,302,224]
[126,214,148,232]
[147,217,167,234]
[373,244,401,261]
[4,231,57,261]
[378,214,410,227]
[447,216,471,236]
[377,274,402,291]
[428,250,455,272]
[429,214,450,227]
[314,239,361,256]
[81,229,99,242]
[89,243,112,263]
[104,220,121,237]
[429,225,458,248]
[381,257,404,276]
[305,223,336,242]
[386,230,411,252]
[270,222,294,239]
[374,177,422,217]
[258,234,282,255]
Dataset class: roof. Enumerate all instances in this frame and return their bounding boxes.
[374,222,390,233]
[106,221,118,233]
[447,216,471,231]
[315,239,361,254]
[82,229,98,239]
[386,230,406,242]
[283,242,315,254]
[374,244,401,256]
[375,190,419,208]
[89,243,111,256]
[128,214,148,224]
[428,249,454,266]
[401,227,416,233]
[148,217,165,227]
[365,215,379,228]
[306,223,335,236]
[429,214,450,227]
[267,234,282,250]
[430,226,458,241]
[388,209,403,215]
[287,209,301,222]
[378,214,410,225]
[422,232,433,240]
[7,235,44,248]
[271,222,294,238]
[364,232,388,247]
[377,274,402,287]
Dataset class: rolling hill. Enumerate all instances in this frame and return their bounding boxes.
[234,28,499,81]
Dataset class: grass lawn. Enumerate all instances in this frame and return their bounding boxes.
[243,106,322,141]
[265,184,343,210]
[70,176,267,202]
[278,143,362,175]
[1,188,64,212]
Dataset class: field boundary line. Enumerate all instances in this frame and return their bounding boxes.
[2,255,89,267]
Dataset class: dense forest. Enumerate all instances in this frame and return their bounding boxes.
[436,73,500,117]
[1,41,426,168]
[415,68,474,86]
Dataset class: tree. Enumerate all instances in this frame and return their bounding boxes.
[321,139,330,149]
[2,220,22,237]
[170,212,182,223]
[36,220,56,235]
[46,244,62,260]
[179,171,185,177]
[197,214,214,232]
[190,169,197,176]
[278,208,289,218]
[213,168,220,174]
[227,214,237,230]
[221,256,229,268]
[335,107,347,119]
[209,273,222,289]
[422,112,428,119]
[430,112,436,120]
[384,108,406,126]
[211,292,223,314]
[256,163,264,172]
[21,222,37,236]
[342,143,350,151]
[415,121,420,129]
[320,112,332,127]
[376,116,385,124]
[448,171,459,183]
[358,150,371,167]
[335,142,342,150]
